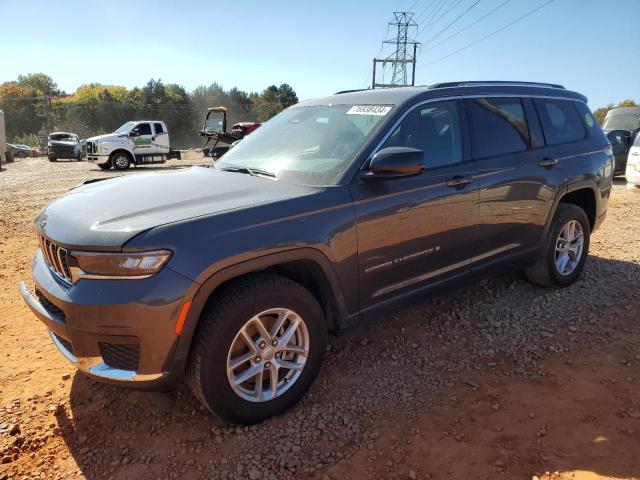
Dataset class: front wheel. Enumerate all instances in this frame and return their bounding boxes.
[111,152,131,170]
[188,274,327,424]
[48,157,57,162]
[98,161,112,170]
[525,203,591,287]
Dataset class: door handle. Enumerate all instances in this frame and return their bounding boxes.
[151,136,156,141]
[446,176,473,188]
[538,158,558,168]
[632,151,640,156]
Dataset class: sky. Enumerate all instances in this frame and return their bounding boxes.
[1,0,639,109]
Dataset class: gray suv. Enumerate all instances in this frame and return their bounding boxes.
[20,81,613,424]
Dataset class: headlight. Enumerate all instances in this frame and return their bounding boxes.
[100,144,109,152]
[68,250,172,281]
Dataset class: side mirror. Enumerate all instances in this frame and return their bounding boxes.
[362,146,424,181]
[129,129,141,138]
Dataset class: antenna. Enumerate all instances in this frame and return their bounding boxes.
[372,12,419,89]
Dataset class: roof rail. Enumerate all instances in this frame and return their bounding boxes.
[334,88,370,95]
[429,81,566,90]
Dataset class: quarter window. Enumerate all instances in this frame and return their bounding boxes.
[154,123,165,135]
[534,99,586,145]
[381,100,462,169]
[467,97,530,159]
[136,123,152,136]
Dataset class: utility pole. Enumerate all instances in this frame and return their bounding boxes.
[372,12,419,89]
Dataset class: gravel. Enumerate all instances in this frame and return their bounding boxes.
[1,158,639,479]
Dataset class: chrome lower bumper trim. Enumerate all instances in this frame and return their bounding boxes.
[49,330,168,382]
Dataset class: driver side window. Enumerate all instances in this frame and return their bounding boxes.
[381,100,462,169]
[136,123,152,136]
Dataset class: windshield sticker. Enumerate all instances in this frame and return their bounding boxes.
[346,105,392,116]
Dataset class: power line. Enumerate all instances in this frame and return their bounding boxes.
[414,0,439,24]
[421,0,482,48]
[419,0,555,67]
[417,0,455,38]
[425,0,512,51]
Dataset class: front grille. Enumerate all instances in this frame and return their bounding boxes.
[38,235,72,283]
[86,141,95,154]
[35,288,66,322]
[53,333,74,355]
[99,343,140,371]
[49,147,75,157]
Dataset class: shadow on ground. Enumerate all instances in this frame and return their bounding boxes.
[56,255,640,479]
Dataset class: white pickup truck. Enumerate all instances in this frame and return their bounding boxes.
[85,120,181,170]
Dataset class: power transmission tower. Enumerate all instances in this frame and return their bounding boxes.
[372,12,419,89]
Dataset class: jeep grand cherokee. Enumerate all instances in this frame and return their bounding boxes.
[20,81,613,424]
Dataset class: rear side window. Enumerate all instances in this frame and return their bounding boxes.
[154,123,165,134]
[136,123,152,135]
[573,101,604,138]
[467,97,530,159]
[534,99,586,145]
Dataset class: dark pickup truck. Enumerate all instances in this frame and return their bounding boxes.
[20,81,613,424]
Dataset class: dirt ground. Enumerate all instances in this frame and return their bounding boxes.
[1,156,639,480]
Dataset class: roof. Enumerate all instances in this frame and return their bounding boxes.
[48,132,77,136]
[605,107,640,116]
[298,81,586,109]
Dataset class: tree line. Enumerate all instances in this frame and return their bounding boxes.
[0,74,299,149]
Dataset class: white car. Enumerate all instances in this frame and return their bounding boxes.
[626,134,640,190]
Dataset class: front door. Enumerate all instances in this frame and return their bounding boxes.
[350,99,478,309]
[131,122,154,154]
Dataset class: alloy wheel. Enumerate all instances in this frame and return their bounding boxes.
[226,308,309,403]
[555,219,584,276]
[113,154,129,169]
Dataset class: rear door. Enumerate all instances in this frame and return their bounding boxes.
[350,99,479,308]
[469,96,567,269]
[153,122,170,154]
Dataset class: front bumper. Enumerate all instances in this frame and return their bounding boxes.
[20,249,197,389]
[86,154,110,163]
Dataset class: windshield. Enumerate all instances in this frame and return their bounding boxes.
[114,121,137,134]
[216,104,392,185]
[603,115,640,132]
[49,133,78,142]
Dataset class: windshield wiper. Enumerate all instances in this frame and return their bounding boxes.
[219,166,277,179]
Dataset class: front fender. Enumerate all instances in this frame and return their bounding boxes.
[168,247,350,378]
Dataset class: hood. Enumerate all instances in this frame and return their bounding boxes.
[87,133,123,143]
[36,166,316,248]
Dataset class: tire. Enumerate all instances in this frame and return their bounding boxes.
[17,152,26,158]
[525,203,590,287]
[188,274,327,424]
[111,152,131,170]
[48,157,57,162]
[98,161,112,170]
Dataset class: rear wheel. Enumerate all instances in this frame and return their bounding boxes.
[188,274,327,424]
[525,204,590,287]
[111,152,131,170]
[48,157,57,162]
